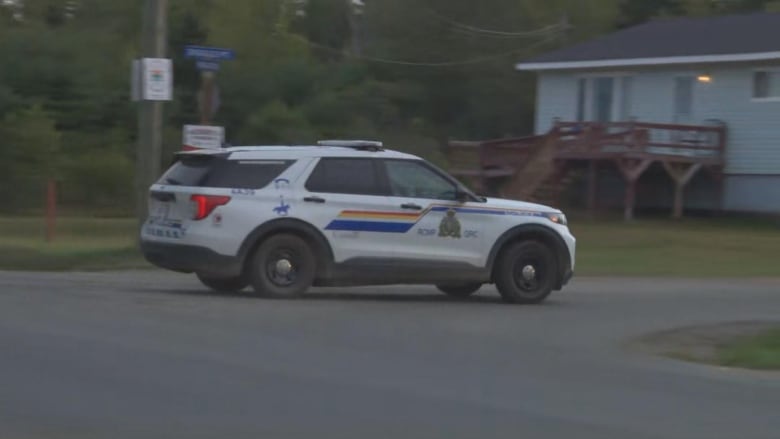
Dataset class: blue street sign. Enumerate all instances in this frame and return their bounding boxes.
[184,45,235,61]
[196,60,220,72]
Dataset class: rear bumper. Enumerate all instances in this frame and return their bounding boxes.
[140,240,242,277]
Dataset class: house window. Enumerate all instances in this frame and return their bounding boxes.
[674,76,694,124]
[593,77,615,122]
[576,75,633,122]
[753,71,780,99]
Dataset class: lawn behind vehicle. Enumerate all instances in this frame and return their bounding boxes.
[0,216,145,271]
[1,215,778,276]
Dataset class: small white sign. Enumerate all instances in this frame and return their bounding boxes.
[142,58,173,101]
[183,124,224,150]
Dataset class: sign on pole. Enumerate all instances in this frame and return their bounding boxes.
[195,60,220,72]
[183,125,225,150]
[141,58,173,101]
[184,45,236,61]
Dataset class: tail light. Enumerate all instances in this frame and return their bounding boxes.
[190,194,231,220]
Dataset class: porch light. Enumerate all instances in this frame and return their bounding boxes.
[697,75,712,83]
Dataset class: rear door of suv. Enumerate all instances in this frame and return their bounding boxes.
[301,157,411,263]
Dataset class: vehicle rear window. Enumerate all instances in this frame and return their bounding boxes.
[159,156,294,189]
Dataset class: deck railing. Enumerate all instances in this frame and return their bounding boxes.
[552,120,727,160]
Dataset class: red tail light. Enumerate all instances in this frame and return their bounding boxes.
[190,195,231,220]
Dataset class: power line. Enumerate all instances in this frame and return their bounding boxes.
[302,36,557,67]
[423,7,568,38]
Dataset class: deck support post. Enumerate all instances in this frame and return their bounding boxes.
[587,160,598,214]
[662,162,703,219]
[617,158,653,221]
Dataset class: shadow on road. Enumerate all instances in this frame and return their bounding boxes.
[129,287,508,305]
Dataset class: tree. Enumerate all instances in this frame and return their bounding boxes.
[0,105,61,211]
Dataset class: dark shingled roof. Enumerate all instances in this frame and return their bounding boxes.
[520,12,780,66]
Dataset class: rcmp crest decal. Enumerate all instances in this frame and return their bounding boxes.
[438,208,461,238]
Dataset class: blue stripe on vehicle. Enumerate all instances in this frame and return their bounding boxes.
[325,220,415,233]
[430,206,543,216]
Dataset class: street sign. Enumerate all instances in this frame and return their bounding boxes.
[184,45,235,61]
[183,125,225,150]
[195,60,220,72]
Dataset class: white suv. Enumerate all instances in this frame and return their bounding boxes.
[140,140,575,304]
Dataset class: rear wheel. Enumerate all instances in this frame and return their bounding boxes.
[494,240,557,304]
[196,273,248,292]
[247,234,316,298]
[436,283,482,298]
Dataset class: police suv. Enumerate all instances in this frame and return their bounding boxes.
[140,140,575,304]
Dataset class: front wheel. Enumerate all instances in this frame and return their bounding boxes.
[196,273,248,292]
[436,283,482,298]
[247,234,316,298]
[494,240,557,304]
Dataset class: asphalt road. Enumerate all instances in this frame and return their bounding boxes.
[1,271,779,439]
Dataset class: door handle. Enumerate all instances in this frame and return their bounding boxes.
[303,196,326,203]
[401,203,422,210]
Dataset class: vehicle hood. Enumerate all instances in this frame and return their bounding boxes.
[480,197,559,213]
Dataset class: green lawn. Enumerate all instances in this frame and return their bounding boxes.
[717,328,780,370]
[0,215,779,275]
[0,216,147,271]
[569,216,780,277]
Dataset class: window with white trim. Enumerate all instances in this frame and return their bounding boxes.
[753,71,780,99]
[575,75,633,122]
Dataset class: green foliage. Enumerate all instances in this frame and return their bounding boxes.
[0,0,773,212]
[239,100,317,144]
[60,148,135,209]
[0,105,61,211]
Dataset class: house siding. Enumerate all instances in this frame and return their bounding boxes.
[535,72,578,133]
[724,175,780,213]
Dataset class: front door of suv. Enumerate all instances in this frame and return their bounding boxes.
[380,159,485,267]
[302,157,406,263]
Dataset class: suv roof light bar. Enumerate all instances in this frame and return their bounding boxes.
[316,139,384,151]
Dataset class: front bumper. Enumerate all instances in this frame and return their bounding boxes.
[140,240,242,277]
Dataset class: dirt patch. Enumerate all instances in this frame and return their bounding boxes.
[630,320,780,368]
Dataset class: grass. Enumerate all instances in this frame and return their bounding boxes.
[569,215,780,277]
[0,216,148,271]
[0,214,779,275]
[717,328,780,370]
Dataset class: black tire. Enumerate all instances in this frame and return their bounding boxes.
[494,240,557,304]
[435,283,482,298]
[196,273,248,292]
[247,233,316,298]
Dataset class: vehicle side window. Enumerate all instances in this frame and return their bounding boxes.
[383,159,457,200]
[205,160,295,189]
[305,158,383,195]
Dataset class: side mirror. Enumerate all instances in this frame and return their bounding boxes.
[455,189,471,203]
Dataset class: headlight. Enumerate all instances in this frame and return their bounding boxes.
[543,212,567,226]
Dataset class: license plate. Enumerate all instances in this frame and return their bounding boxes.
[151,201,170,220]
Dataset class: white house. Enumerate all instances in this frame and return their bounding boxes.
[516,11,780,214]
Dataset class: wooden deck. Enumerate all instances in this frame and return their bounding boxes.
[447,120,728,219]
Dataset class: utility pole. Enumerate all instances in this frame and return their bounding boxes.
[136,0,168,226]
[347,0,364,56]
